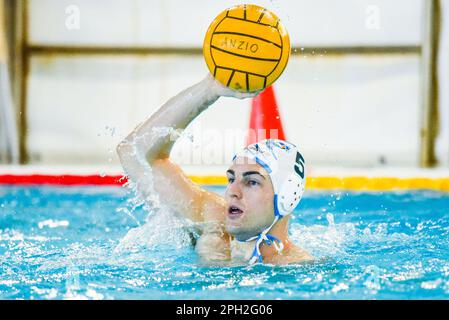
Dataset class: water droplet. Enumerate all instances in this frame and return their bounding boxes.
[326,213,335,226]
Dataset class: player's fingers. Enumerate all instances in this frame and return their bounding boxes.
[233,91,261,99]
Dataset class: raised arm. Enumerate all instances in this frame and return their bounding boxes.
[116,74,256,223]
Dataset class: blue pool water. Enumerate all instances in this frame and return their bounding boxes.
[0,185,449,300]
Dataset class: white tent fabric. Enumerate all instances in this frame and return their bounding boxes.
[0,0,19,163]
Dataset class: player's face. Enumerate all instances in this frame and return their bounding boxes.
[224,157,275,240]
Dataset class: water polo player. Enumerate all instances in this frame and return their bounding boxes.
[116,74,313,265]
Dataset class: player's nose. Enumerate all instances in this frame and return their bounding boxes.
[226,180,243,199]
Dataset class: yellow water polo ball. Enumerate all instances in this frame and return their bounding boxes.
[203,4,290,93]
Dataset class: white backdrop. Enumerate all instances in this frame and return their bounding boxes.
[25,0,449,170]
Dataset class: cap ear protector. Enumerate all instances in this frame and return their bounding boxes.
[232,139,306,265]
[233,139,306,218]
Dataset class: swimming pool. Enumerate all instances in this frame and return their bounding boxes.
[1,184,448,299]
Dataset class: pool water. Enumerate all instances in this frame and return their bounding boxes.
[1,185,449,299]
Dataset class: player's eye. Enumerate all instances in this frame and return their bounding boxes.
[227,177,235,184]
[248,180,259,186]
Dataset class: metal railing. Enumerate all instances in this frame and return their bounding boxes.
[420,0,441,167]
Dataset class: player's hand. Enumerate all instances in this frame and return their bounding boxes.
[205,73,261,99]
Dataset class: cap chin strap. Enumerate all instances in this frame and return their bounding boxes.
[241,198,286,265]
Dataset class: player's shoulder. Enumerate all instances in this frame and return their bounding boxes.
[274,245,315,265]
[195,228,231,262]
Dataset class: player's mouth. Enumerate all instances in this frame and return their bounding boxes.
[227,204,244,219]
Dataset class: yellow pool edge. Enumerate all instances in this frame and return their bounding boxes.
[188,176,449,191]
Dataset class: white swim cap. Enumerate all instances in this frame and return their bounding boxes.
[233,139,306,217]
[232,139,306,264]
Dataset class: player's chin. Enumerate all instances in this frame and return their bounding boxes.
[225,219,241,234]
[225,222,256,241]
[225,218,249,237]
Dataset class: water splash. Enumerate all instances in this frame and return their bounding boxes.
[114,127,198,253]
